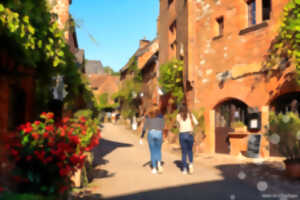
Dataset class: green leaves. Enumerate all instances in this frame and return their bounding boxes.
[159,59,184,103]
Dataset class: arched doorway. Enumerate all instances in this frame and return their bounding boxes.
[270,92,300,114]
[214,98,248,154]
[269,92,300,156]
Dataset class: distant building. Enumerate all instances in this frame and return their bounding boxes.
[85,60,104,75]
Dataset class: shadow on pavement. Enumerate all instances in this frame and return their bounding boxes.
[102,180,268,200]
[90,168,115,180]
[99,162,300,200]
[216,163,300,196]
[92,138,132,167]
[72,191,103,200]
[173,160,183,171]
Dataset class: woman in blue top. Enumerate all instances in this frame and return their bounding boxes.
[141,105,164,174]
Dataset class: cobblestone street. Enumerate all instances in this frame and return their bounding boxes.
[73,123,300,200]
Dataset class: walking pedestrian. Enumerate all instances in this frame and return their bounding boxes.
[176,104,198,174]
[140,105,164,174]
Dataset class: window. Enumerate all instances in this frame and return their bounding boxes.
[168,0,174,7]
[216,16,224,36]
[262,0,271,21]
[169,20,176,33]
[247,0,256,26]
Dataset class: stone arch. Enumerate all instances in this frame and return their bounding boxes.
[214,98,249,154]
[269,91,300,114]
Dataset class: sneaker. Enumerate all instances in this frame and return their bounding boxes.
[182,168,187,175]
[189,164,194,174]
[152,168,157,174]
[157,162,163,173]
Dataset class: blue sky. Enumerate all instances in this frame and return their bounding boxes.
[70,1,159,72]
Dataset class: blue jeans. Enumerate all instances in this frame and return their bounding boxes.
[179,132,194,169]
[147,129,162,168]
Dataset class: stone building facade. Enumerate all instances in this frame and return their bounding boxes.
[159,0,297,157]
[120,39,160,114]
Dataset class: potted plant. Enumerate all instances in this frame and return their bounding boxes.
[231,121,247,132]
[266,112,300,178]
[192,108,206,154]
[5,112,101,199]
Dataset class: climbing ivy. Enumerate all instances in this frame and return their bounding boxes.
[0,1,68,68]
[117,56,143,119]
[265,0,300,84]
[158,59,184,103]
[0,0,93,113]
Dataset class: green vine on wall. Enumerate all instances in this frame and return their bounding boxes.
[158,59,184,103]
[0,0,96,114]
[0,2,67,68]
[118,56,142,119]
[265,0,300,84]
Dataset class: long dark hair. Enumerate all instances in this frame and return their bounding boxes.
[179,104,188,121]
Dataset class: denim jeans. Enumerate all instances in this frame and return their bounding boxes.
[179,132,194,169]
[147,129,162,168]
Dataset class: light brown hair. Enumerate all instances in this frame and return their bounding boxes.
[147,104,160,118]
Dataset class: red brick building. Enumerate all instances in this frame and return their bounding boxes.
[88,74,120,104]
[159,0,296,157]
[120,38,160,113]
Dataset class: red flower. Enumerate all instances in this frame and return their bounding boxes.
[26,155,32,161]
[11,149,19,157]
[59,166,71,176]
[34,121,41,126]
[47,112,54,119]
[62,117,69,123]
[40,112,47,118]
[59,128,65,137]
[23,126,33,134]
[43,132,49,139]
[0,186,4,193]
[32,133,39,140]
[70,135,80,145]
[45,125,54,132]
[80,117,86,123]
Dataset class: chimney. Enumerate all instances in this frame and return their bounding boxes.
[139,38,150,49]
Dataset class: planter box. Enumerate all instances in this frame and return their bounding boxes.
[234,127,247,132]
[285,160,300,179]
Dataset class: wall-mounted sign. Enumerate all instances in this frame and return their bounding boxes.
[247,111,261,132]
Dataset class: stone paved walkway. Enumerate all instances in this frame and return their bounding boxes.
[73,123,300,200]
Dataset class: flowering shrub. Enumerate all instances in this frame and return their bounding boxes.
[5,112,101,195]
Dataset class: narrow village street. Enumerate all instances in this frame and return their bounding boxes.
[73,123,282,200]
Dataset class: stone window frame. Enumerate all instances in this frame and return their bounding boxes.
[262,0,272,21]
[239,0,270,35]
[168,0,174,7]
[212,16,224,41]
[247,0,257,26]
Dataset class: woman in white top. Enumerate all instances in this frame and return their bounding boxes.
[176,104,198,174]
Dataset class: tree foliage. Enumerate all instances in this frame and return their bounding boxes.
[158,59,184,103]
[103,66,120,76]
